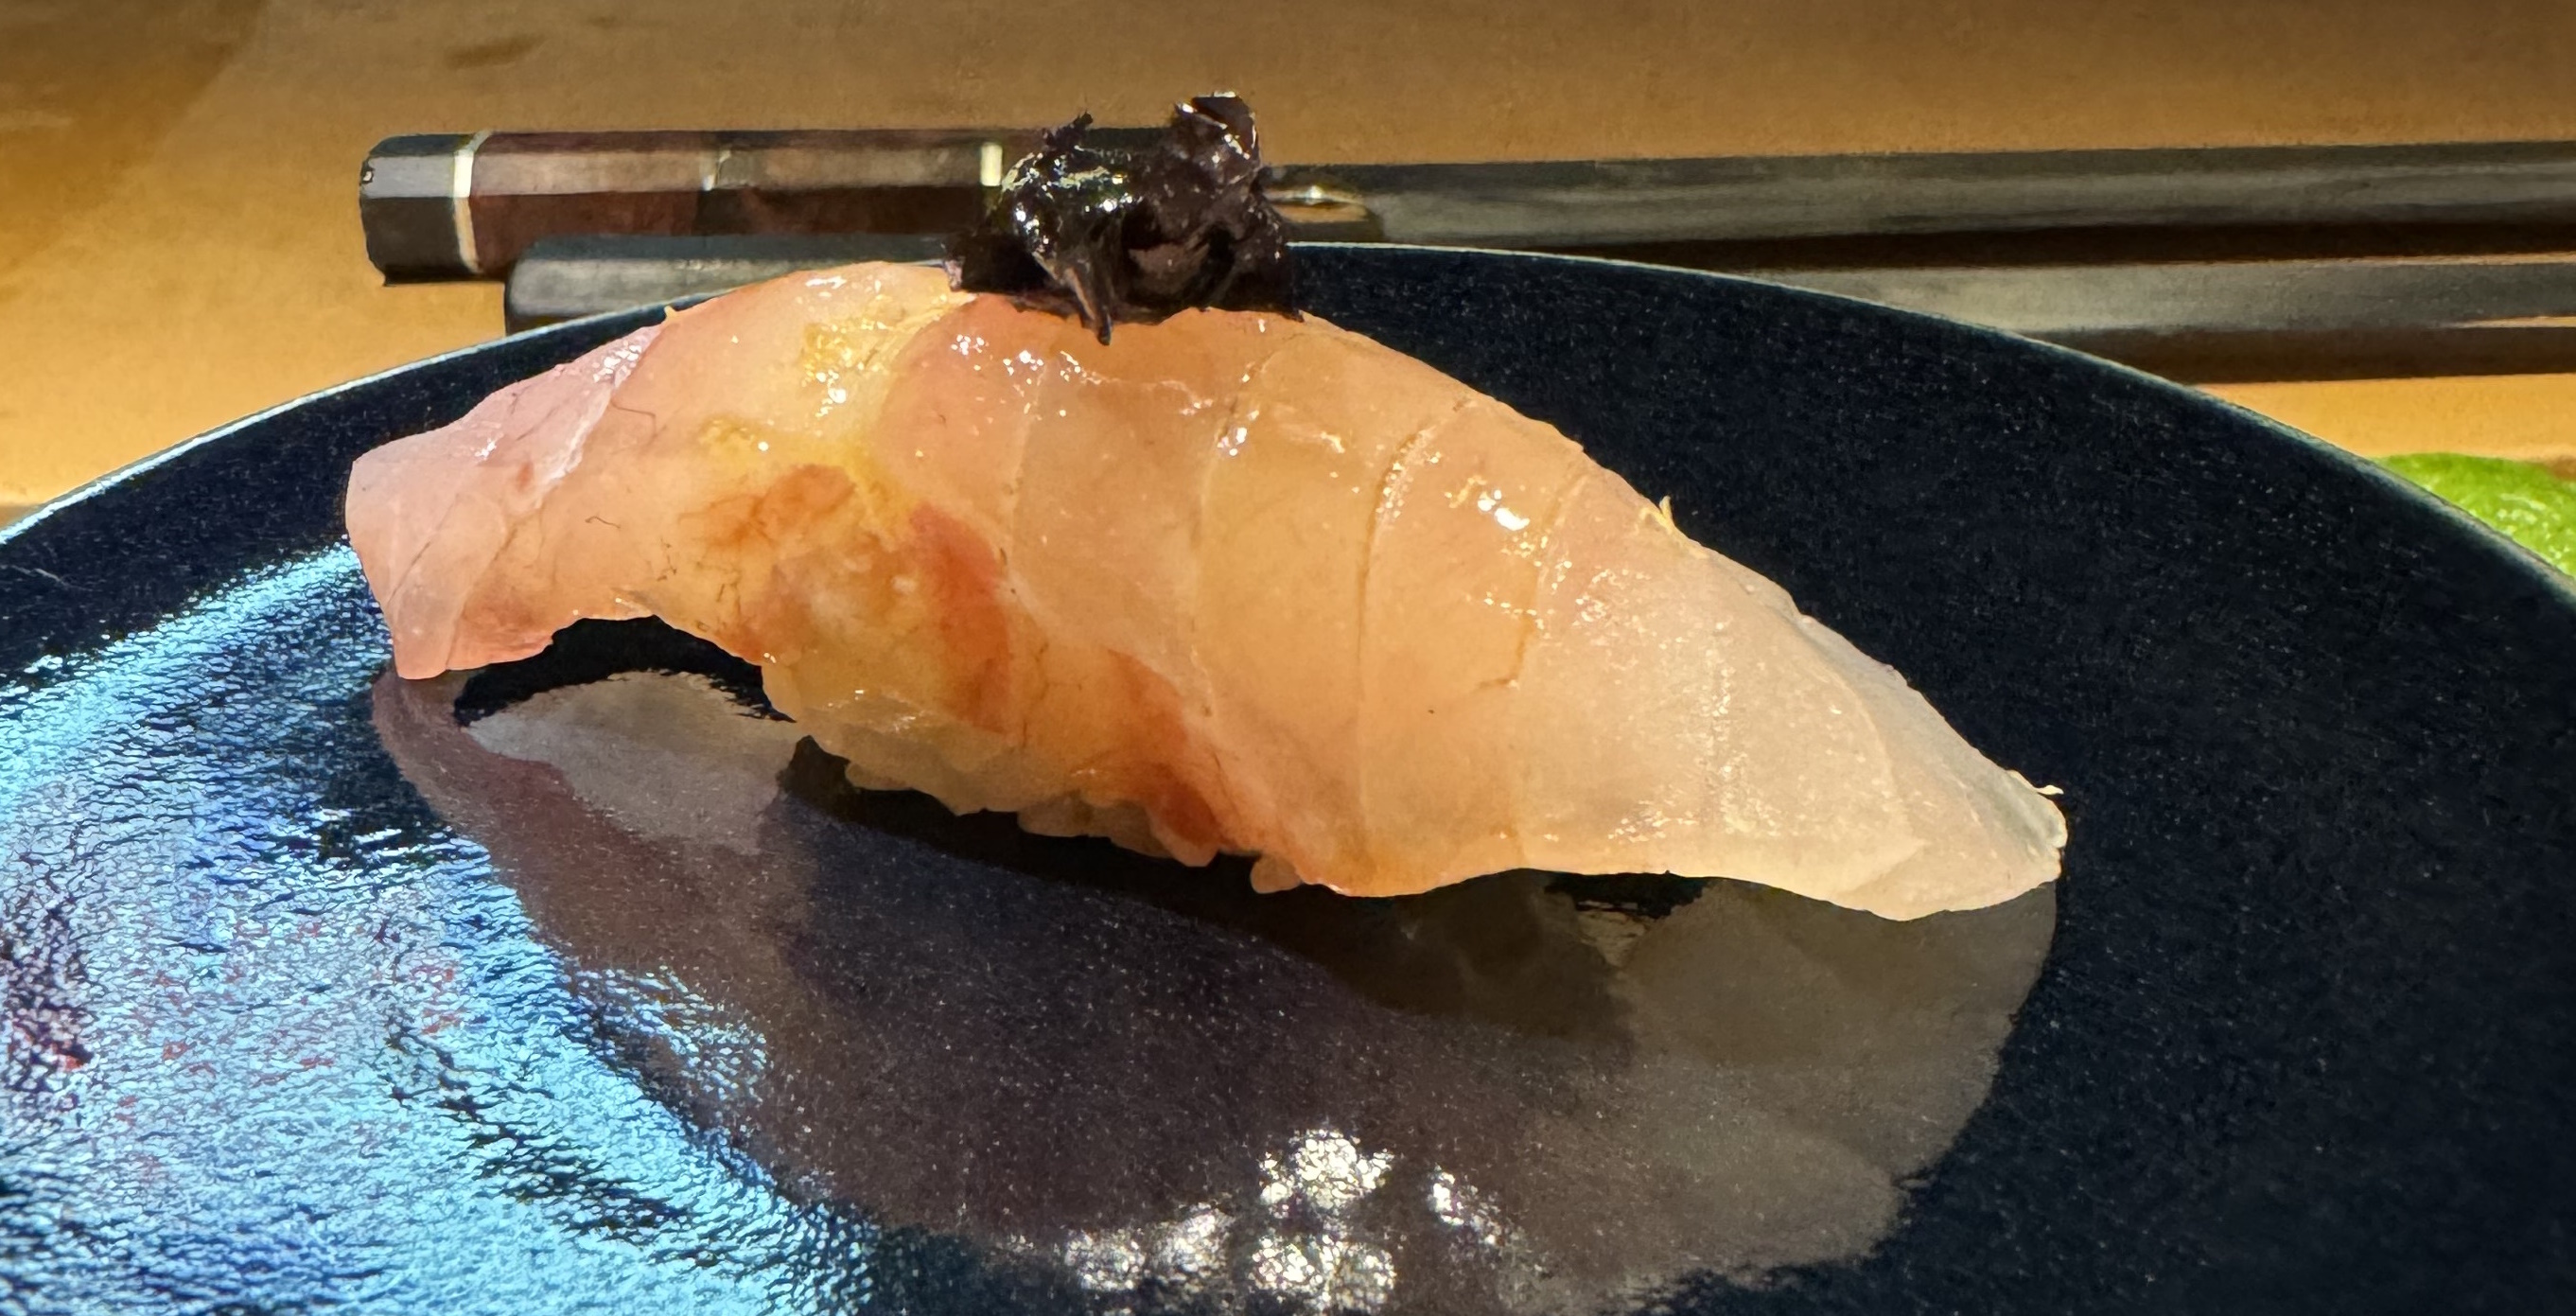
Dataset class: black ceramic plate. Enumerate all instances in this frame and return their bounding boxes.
[4,247,2571,1316]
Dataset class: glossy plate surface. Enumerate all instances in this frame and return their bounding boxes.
[3,247,2570,1314]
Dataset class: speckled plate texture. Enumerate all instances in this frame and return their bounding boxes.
[3,247,2571,1315]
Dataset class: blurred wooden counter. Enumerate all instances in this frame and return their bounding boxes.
[6,0,2576,508]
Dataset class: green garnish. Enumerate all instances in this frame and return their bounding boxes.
[2379,453,2576,579]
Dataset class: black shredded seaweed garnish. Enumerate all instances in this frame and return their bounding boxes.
[949,94,1296,342]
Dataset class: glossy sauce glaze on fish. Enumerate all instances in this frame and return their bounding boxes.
[346,259,2063,919]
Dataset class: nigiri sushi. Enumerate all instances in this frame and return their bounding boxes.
[346,97,2064,921]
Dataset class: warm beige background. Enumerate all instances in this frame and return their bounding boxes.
[7,0,2576,508]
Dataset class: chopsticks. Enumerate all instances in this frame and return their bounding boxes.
[363,131,2576,381]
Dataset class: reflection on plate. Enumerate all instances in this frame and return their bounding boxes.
[372,619,2058,1314]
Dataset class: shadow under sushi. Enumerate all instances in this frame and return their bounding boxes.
[782,740,1645,1047]
[379,618,2059,1315]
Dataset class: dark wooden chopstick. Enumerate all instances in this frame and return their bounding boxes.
[492,235,2576,383]
[365,132,2576,281]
